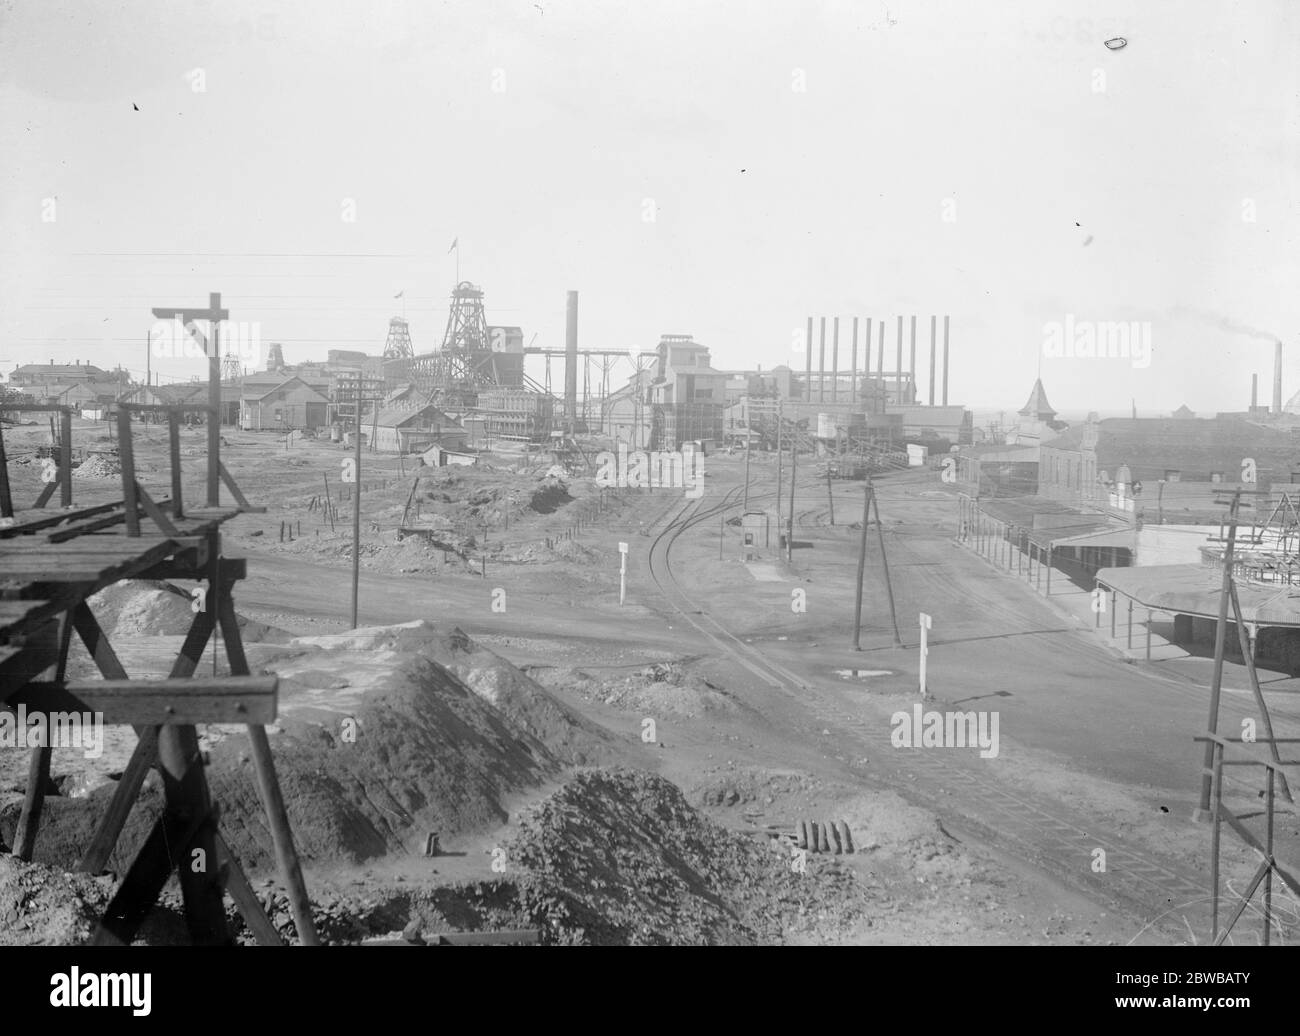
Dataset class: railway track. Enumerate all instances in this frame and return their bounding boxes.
[645,484,811,691]
[639,475,1220,941]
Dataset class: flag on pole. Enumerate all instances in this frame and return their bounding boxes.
[448,237,458,254]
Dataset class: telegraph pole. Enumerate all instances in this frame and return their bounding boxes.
[743,420,752,511]
[853,482,870,650]
[341,371,384,629]
[853,478,903,649]
[775,398,783,523]
[786,431,797,562]
[872,480,904,646]
[149,292,227,507]
[351,394,362,628]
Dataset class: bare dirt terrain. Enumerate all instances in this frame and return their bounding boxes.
[4,418,1296,945]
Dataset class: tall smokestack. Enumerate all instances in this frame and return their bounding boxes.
[908,316,916,404]
[818,317,826,403]
[831,317,839,404]
[565,291,578,431]
[805,317,812,401]
[1252,373,1258,410]
[850,317,859,404]
[1274,340,1283,413]
[929,316,936,406]
[942,315,950,406]
[876,319,884,389]
[895,316,903,401]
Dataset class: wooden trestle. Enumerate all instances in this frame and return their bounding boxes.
[0,402,318,945]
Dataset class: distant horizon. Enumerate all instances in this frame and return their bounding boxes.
[4,1,1298,417]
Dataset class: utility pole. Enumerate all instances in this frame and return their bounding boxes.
[743,418,752,512]
[786,429,797,562]
[826,468,835,526]
[150,292,227,507]
[775,398,783,523]
[351,387,363,628]
[1197,492,1240,817]
[341,371,384,629]
[853,478,903,649]
[852,482,871,650]
[872,481,904,646]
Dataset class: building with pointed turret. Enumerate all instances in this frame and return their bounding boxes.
[1005,378,1069,447]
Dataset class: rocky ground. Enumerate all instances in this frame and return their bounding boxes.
[0,421,1179,945]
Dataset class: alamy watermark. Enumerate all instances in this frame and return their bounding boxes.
[1,705,104,759]
[594,443,703,498]
[1042,314,1151,369]
[50,968,150,1015]
[890,703,1000,758]
[149,316,265,367]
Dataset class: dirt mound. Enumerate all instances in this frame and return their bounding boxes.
[75,454,121,479]
[4,653,559,872]
[0,856,115,945]
[528,476,571,514]
[504,769,875,944]
[5,621,616,873]
[410,626,620,767]
[83,580,291,643]
[288,621,619,766]
[85,580,194,636]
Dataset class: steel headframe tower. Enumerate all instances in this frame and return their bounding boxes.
[383,317,414,359]
[440,281,495,383]
[221,349,242,381]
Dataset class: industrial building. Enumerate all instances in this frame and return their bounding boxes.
[240,375,330,431]
[1038,415,1299,520]
[371,403,465,453]
[8,361,111,392]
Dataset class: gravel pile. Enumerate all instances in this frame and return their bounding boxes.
[503,768,876,944]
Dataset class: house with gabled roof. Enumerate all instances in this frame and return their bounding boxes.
[240,375,329,431]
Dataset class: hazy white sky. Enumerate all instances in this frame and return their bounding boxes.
[2,0,1297,413]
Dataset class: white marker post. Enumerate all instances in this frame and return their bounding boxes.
[918,612,932,697]
[619,541,628,606]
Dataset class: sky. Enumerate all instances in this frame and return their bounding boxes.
[1,0,1297,414]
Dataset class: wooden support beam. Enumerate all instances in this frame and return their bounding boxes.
[218,461,266,512]
[8,677,278,726]
[0,621,61,684]
[139,556,245,584]
[31,468,65,510]
[15,611,73,860]
[135,482,180,537]
[219,592,318,945]
[168,411,184,520]
[92,805,219,946]
[0,500,122,539]
[213,830,284,946]
[117,408,140,536]
[60,408,72,508]
[0,424,12,518]
[77,727,159,876]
